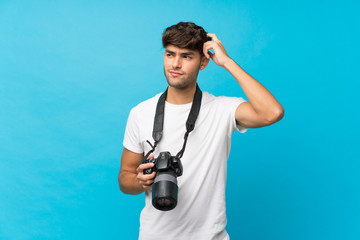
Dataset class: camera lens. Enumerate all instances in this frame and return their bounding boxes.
[152,171,178,211]
[154,198,175,209]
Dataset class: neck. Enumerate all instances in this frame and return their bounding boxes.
[166,83,197,105]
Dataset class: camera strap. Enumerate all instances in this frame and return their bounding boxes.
[144,84,202,160]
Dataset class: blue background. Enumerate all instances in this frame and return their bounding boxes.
[1,0,359,239]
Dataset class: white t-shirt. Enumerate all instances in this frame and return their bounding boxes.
[123,91,248,240]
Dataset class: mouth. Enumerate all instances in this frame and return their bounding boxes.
[170,71,184,77]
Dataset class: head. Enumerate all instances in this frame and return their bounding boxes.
[162,22,210,89]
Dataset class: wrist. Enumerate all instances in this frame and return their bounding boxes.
[223,57,235,70]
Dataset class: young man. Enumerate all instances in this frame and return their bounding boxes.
[118,22,284,240]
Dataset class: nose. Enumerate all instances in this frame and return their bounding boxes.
[172,56,182,69]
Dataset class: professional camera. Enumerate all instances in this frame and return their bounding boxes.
[142,151,183,211]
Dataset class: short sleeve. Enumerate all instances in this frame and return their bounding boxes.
[123,108,143,154]
[229,97,248,134]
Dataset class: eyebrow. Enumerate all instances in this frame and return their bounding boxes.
[165,50,195,55]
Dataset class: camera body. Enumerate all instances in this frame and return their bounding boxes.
[142,151,183,176]
[142,151,183,211]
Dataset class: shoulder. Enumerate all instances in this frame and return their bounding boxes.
[202,91,247,107]
[130,93,162,116]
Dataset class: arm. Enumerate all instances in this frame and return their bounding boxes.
[203,33,285,128]
[118,148,156,195]
[225,60,284,127]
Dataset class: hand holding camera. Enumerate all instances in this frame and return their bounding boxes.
[136,154,156,190]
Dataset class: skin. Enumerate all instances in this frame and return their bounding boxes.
[118,33,285,194]
[162,44,209,104]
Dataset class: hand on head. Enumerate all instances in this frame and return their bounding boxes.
[203,33,231,67]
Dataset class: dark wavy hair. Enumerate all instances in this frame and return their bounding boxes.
[162,22,210,57]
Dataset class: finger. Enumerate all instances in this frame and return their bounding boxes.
[141,179,155,189]
[137,176,154,185]
[207,33,219,42]
[137,170,156,183]
[137,162,154,172]
[141,171,156,181]
[203,45,209,59]
[203,48,210,59]
[143,179,155,185]
[203,42,209,58]
[204,47,216,59]
[139,178,154,185]
[143,184,153,190]
[203,42,215,59]
[203,41,214,48]
[147,154,154,159]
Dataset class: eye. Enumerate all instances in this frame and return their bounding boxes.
[183,56,191,59]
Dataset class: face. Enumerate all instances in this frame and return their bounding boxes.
[163,45,208,90]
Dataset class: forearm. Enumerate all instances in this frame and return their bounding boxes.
[118,171,145,195]
[224,58,284,121]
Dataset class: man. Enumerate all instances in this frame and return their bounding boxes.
[118,22,284,240]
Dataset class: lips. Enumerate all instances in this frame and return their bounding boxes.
[170,71,183,77]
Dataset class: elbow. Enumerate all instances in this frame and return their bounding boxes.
[275,106,285,122]
[118,172,141,195]
[118,179,129,194]
[118,173,126,193]
[266,107,285,124]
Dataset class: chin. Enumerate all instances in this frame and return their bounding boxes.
[168,80,195,90]
[165,72,195,89]
[167,80,185,89]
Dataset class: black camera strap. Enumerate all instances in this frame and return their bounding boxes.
[143,84,202,161]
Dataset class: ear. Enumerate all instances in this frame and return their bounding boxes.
[199,56,210,70]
